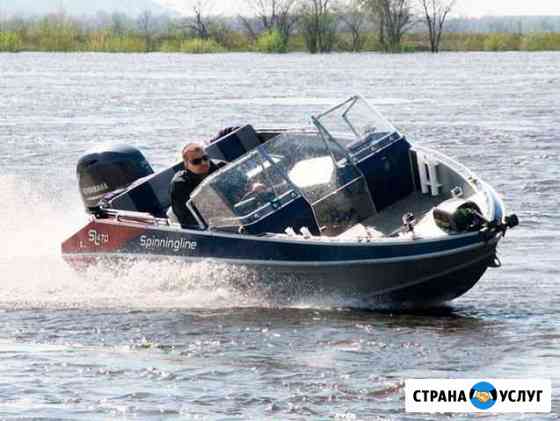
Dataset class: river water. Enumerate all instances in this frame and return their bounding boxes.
[0,52,558,419]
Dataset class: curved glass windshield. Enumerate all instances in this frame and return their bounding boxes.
[263,133,336,203]
[191,131,375,236]
[190,96,389,235]
[313,95,397,150]
[263,132,375,235]
[191,150,293,230]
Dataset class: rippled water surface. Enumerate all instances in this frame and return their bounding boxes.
[0,52,559,419]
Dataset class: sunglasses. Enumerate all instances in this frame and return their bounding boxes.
[189,155,209,165]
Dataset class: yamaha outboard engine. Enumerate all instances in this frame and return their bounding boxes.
[77,144,153,213]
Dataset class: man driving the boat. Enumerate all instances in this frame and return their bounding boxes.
[169,143,227,228]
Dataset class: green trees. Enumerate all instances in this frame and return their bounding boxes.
[178,38,226,53]
[243,0,298,51]
[256,29,288,52]
[483,33,521,51]
[86,31,145,53]
[0,31,21,52]
[1,8,560,54]
[521,33,560,51]
[360,0,414,52]
[35,15,80,51]
[300,0,337,53]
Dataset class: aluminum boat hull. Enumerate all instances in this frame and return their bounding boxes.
[62,218,500,307]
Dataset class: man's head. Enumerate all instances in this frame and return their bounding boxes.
[182,143,210,175]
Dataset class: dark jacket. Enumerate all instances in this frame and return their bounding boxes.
[169,160,226,228]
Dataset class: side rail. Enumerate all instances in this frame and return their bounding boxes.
[97,207,171,226]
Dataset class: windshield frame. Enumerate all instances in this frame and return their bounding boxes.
[188,147,300,231]
[311,95,398,153]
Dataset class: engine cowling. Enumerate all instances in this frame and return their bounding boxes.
[77,144,153,213]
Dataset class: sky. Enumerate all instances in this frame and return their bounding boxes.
[161,0,560,17]
[456,0,560,17]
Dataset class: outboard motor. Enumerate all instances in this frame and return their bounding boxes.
[77,144,153,214]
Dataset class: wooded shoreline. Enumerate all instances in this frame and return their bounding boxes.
[2,30,560,53]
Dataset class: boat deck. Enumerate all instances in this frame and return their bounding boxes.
[339,192,448,240]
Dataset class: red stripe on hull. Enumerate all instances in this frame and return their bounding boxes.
[61,219,146,255]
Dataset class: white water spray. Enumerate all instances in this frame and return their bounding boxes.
[0,175,364,310]
[0,175,262,309]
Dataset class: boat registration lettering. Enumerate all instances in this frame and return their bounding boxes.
[140,235,197,252]
[88,229,109,246]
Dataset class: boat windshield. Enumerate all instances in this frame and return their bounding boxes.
[312,95,397,151]
[263,132,375,235]
[190,131,375,235]
[190,149,293,230]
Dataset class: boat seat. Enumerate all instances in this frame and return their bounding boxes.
[205,125,260,162]
[107,162,184,217]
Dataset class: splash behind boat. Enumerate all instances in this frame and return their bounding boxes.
[61,96,518,307]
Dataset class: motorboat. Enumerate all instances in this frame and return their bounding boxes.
[61,95,518,307]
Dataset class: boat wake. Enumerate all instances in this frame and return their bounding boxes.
[0,175,363,311]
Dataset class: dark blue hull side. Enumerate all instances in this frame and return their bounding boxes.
[62,219,500,307]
